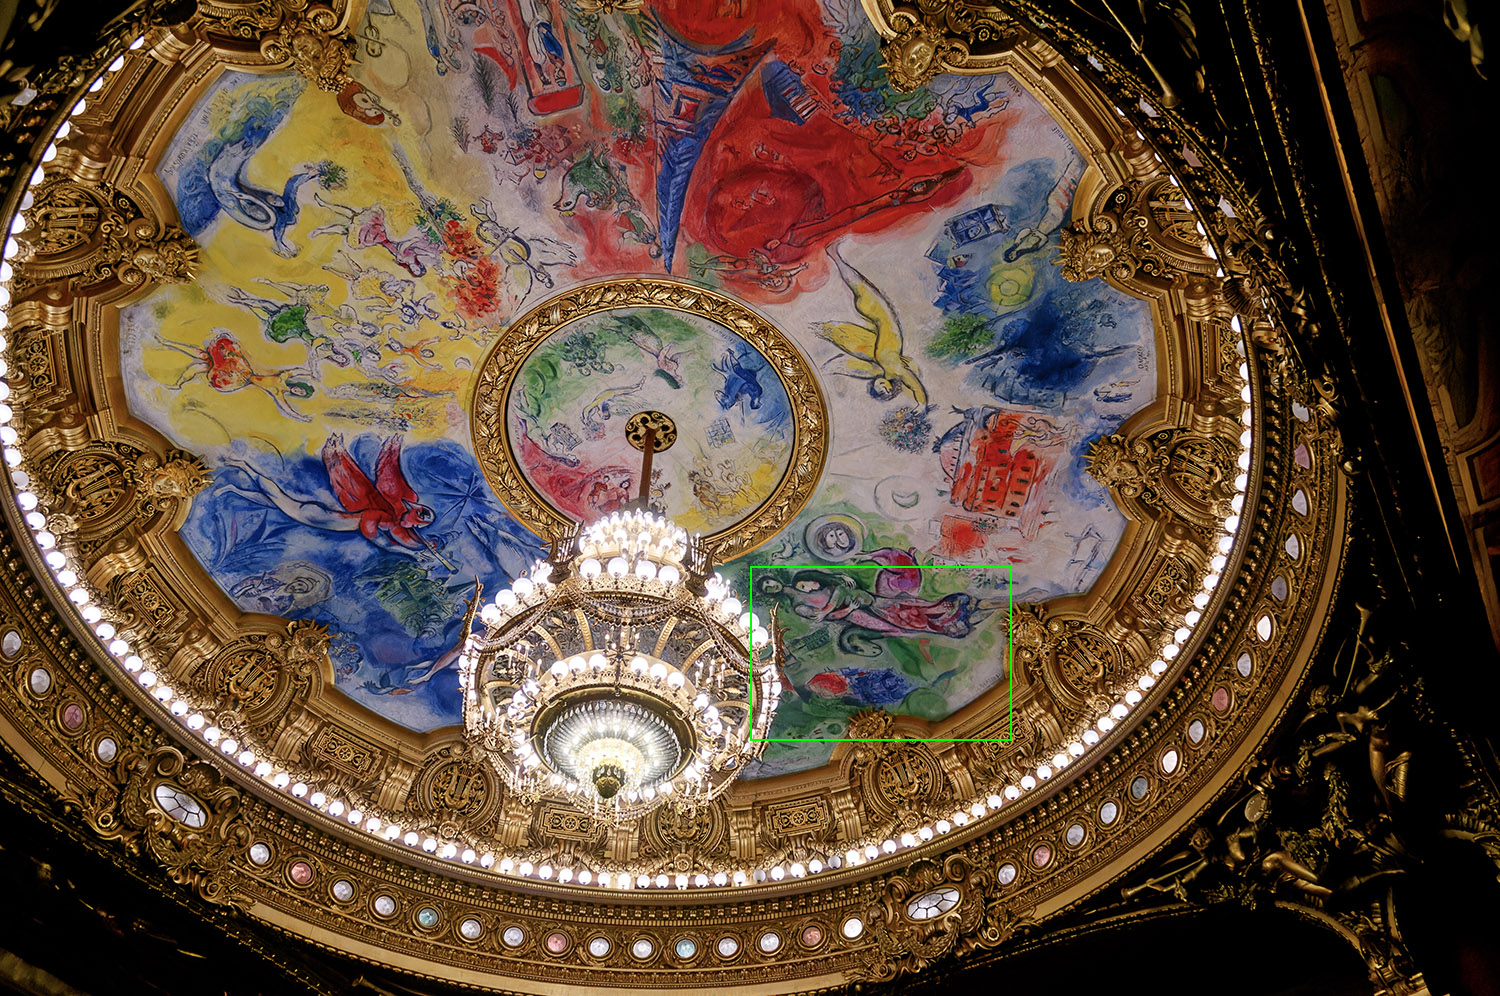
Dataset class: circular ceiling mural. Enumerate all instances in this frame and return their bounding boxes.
[506,303,799,533]
[110,5,1157,749]
[472,278,827,551]
[0,0,1347,992]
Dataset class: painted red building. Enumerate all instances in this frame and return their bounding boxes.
[938,407,1065,541]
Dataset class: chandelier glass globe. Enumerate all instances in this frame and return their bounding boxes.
[459,507,782,823]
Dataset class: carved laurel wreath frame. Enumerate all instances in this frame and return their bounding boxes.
[0,2,1347,993]
[469,278,830,561]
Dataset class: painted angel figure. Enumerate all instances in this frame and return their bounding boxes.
[816,243,929,407]
[219,435,452,568]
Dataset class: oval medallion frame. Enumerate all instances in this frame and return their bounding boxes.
[471,278,828,560]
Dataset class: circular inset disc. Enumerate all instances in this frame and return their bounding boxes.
[479,279,827,556]
[625,411,678,453]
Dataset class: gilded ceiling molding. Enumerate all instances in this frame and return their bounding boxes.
[192,0,360,91]
[1,27,1253,868]
[852,852,1037,982]
[1085,426,1237,530]
[1057,177,1217,286]
[838,710,953,834]
[65,741,253,907]
[0,5,176,185]
[13,176,198,298]
[858,0,1025,91]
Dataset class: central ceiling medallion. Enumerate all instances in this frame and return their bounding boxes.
[471,277,827,560]
[461,409,783,822]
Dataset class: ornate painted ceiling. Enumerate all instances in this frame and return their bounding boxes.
[0,0,1347,992]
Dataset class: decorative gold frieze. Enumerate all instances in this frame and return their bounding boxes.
[15,180,197,296]
[195,0,354,91]
[408,745,497,830]
[639,799,729,861]
[1059,208,1158,283]
[36,441,140,536]
[534,803,606,844]
[1059,178,1219,285]
[1139,554,1195,616]
[9,325,69,411]
[1055,625,1121,697]
[307,723,381,777]
[107,567,195,653]
[851,852,1035,982]
[763,797,832,840]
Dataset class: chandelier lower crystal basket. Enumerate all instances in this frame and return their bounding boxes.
[459,509,782,823]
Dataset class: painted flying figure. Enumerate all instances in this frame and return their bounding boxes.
[223,280,346,376]
[219,436,452,567]
[154,329,315,421]
[817,243,929,407]
[321,250,388,308]
[614,315,684,388]
[551,149,660,255]
[393,143,462,247]
[366,280,441,326]
[692,248,809,293]
[364,640,464,696]
[469,198,577,299]
[1003,156,1083,262]
[755,569,1007,641]
[580,378,645,439]
[205,141,325,257]
[777,168,961,251]
[386,333,443,371]
[309,193,442,277]
[943,80,1008,127]
[439,316,497,346]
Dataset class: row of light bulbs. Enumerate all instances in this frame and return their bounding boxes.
[0,45,1256,893]
[473,554,769,649]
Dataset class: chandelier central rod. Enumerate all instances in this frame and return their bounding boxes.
[637,426,655,506]
[624,409,677,513]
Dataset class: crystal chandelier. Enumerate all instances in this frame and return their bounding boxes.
[459,412,782,824]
